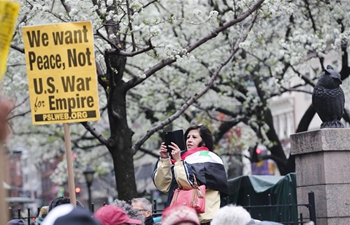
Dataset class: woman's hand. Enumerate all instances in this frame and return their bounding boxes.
[159,142,170,159]
[169,142,181,162]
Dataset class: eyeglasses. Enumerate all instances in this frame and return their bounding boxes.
[134,208,148,212]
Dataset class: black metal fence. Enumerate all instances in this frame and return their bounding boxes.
[229,191,316,225]
[9,208,39,225]
[10,192,316,225]
[152,192,316,225]
[9,202,104,224]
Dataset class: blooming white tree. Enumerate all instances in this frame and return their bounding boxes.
[196,0,350,175]
[5,0,265,199]
[5,0,350,200]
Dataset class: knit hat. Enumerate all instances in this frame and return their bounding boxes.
[36,206,49,224]
[7,219,25,225]
[42,204,101,225]
[48,196,84,212]
[161,204,200,225]
[94,205,142,225]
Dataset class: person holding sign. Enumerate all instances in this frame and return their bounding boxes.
[152,124,229,225]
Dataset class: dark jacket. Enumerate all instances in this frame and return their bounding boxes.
[145,216,154,225]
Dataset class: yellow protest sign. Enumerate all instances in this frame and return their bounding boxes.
[0,1,20,79]
[22,21,100,124]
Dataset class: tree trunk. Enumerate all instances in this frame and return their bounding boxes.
[108,86,137,200]
[104,52,138,200]
[296,104,315,132]
[263,108,292,175]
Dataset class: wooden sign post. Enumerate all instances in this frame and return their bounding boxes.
[64,124,76,206]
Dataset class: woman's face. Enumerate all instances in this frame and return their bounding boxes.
[186,129,203,150]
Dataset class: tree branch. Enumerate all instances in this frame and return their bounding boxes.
[139,147,160,158]
[10,45,24,54]
[80,122,109,146]
[127,0,265,89]
[132,11,260,153]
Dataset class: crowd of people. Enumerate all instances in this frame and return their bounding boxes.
[8,196,312,225]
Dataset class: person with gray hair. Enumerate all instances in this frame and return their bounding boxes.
[211,205,253,225]
[131,198,154,225]
[111,199,145,225]
[211,205,285,225]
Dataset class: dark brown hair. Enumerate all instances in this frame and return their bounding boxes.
[184,124,214,151]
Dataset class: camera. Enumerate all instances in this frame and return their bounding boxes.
[164,130,186,154]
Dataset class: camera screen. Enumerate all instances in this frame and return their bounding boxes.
[164,130,185,153]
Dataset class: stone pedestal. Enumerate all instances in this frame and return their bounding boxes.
[290,128,350,225]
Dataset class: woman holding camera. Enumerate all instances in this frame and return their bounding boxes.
[152,124,229,225]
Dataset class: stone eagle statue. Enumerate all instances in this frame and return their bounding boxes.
[312,65,345,128]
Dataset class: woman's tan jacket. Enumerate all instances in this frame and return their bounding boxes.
[153,158,221,223]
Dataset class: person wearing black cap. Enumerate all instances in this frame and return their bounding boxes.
[42,204,101,225]
[48,196,84,212]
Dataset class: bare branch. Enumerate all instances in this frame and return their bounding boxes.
[117,40,154,57]
[143,0,159,9]
[60,0,71,14]
[279,87,312,95]
[8,110,31,120]
[80,122,109,146]
[95,28,120,50]
[7,96,30,120]
[91,0,104,19]
[125,0,136,51]
[290,65,315,87]
[139,147,159,158]
[10,45,24,53]
[303,0,317,32]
